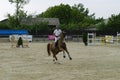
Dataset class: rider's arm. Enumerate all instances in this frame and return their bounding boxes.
[53,30,56,36]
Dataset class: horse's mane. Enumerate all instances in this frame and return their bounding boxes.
[60,31,66,39]
[57,31,66,49]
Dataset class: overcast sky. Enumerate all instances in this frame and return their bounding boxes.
[0,0,120,21]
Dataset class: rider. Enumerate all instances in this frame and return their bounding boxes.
[53,25,62,49]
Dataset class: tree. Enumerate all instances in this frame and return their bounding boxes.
[7,10,27,29]
[106,14,120,32]
[39,4,72,24]
[0,22,9,29]
[71,3,88,23]
[8,0,30,28]
[37,3,100,31]
[97,14,120,33]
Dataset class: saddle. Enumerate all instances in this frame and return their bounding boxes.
[54,40,65,51]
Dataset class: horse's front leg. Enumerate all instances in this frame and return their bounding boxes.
[53,54,57,62]
[53,53,61,64]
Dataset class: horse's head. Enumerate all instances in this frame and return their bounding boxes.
[62,31,66,38]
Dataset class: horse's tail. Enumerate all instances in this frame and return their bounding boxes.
[47,43,51,56]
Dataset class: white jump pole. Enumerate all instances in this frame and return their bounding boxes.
[87,33,96,45]
[117,32,120,45]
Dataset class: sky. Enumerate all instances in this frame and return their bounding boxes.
[0,0,120,21]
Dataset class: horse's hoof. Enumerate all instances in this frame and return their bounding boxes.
[63,56,66,58]
[70,57,72,60]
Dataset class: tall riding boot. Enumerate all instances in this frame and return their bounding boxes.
[54,42,57,49]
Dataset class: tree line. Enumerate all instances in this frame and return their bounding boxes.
[0,0,120,35]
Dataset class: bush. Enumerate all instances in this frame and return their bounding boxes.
[82,32,88,46]
[17,37,23,48]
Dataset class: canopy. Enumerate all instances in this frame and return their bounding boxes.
[0,30,28,35]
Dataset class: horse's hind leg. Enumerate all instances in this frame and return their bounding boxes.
[65,48,72,60]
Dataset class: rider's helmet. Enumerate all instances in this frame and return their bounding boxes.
[56,25,60,29]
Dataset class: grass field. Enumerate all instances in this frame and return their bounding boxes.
[0,42,120,80]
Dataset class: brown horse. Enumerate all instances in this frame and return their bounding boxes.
[47,31,72,63]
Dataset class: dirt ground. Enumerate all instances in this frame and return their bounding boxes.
[0,42,120,80]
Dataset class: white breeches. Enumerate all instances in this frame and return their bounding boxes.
[55,37,60,42]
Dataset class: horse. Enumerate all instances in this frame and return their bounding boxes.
[47,31,72,63]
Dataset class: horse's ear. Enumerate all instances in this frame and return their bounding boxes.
[62,31,66,34]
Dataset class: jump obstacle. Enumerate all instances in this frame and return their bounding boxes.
[10,35,32,48]
[87,32,120,46]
